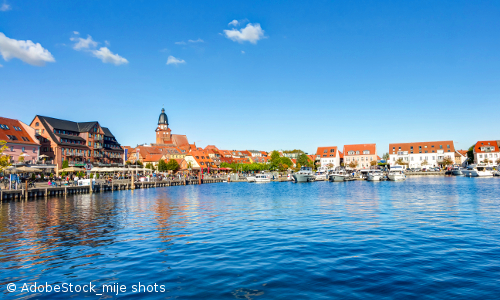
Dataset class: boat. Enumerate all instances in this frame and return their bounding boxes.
[451,166,463,176]
[461,164,494,177]
[255,174,271,183]
[367,170,384,181]
[246,176,256,182]
[292,166,316,182]
[388,165,406,181]
[314,170,328,181]
[329,169,349,182]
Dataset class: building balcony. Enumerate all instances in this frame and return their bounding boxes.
[94,145,103,149]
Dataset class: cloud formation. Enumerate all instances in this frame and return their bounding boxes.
[175,38,204,45]
[92,47,128,65]
[166,55,185,65]
[70,33,128,65]
[228,20,239,26]
[223,23,265,44]
[0,32,55,66]
[70,35,98,50]
[0,1,10,11]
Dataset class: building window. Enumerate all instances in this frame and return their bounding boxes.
[35,122,39,127]
[10,146,14,152]
[22,147,25,152]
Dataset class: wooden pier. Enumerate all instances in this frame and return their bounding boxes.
[0,178,225,202]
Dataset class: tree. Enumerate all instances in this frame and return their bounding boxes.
[395,158,405,165]
[126,160,132,165]
[382,153,389,161]
[440,156,454,167]
[166,159,180,172]
[18,155,25,162]
[0,140,11,172]
[145,163,155,171]
[269,151,281,170]
[496,158,500,165]
[158,159,167,172]
[483,157,491,164]
[421,159,429,166]
[370,160,377,167]
[62,159,69,169]
[467,144,475,164]
[280,157,293,171]
[348,160,358,169]
[297,153,312,168]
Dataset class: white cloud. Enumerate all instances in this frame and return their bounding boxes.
[166,55,185,65]
[223,23,265,44]
[0,63,3,67]
[241,50,245,54]
[228,20,239,26]
[175,41,186,45]
[73,31,80,35]
[91,47,128,65]
[0,1,11,11]
[104,40,110,46]
[70,35,98,50]
[0,32,55,66]
[188,38,204,43]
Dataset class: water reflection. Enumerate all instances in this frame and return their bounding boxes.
[0,177,500,299]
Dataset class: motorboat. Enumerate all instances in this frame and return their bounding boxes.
[255,174,271,183]
[246,176,256,182]
[314,170,328,181]
[388,165,406,181]
[292,166,316,182]
[329,170,349,182]
[451,166,463,176]
[462,164,494,177]
[367,170,384,181]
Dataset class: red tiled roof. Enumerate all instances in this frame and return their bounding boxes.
[204,145,219,151]
[188,150,217,168]
[344,144,376,156]
[0,117,40,146]
[339,151,344,159]
[316,146,338,157]
[474,141,499,153]
[389,141,455,154]
[456,150,468,156]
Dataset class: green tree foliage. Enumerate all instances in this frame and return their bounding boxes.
[220,162,269,172]
[269,151,281,170]
[166,159,180,172]
[157,159,167,172]
[421,159,429,166]
[62,159,69,169]
[467,145,475,164]
[0,140,11,172]
[125,160,132,165]
[145,163,154,170]
[297,153,312,168]
[382,153,389,161]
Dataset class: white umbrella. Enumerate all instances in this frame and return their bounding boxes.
[19,153,30,157]
[90,167,101,172]
[39,154,49,158]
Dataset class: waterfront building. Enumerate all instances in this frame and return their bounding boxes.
[315,146,341,168]
[388,140,455,168]
[184,150,217,171]
[455,150,468,166]
[248,150,262,157]
[0,116,40,164]
[154,108,190,152]
[473,140,500,165]
[30,116,123,169]
[343,144,377,169]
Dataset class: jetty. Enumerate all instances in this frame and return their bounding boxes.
[0,178,225,202]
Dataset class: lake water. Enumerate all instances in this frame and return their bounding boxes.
[1,176,500,299]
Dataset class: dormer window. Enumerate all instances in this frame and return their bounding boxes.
[356,151,360,154]
[363,150,370,154]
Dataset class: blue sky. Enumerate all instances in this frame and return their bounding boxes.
[1,1,500,155]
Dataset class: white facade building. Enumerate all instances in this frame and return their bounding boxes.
[389,141,455,168]
[315,146,341,169]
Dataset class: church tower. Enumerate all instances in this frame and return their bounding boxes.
[156,108,172,144]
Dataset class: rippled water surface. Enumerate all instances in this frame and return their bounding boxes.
[2,177,500,299]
